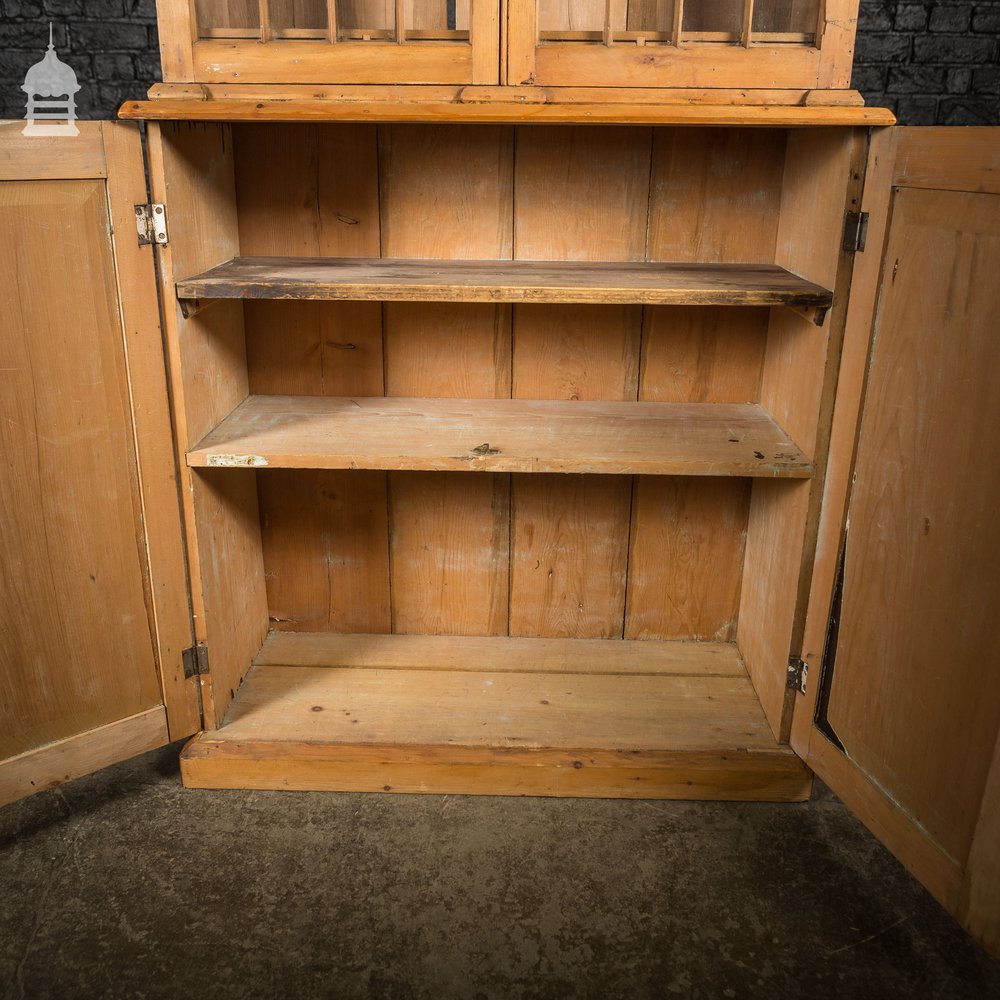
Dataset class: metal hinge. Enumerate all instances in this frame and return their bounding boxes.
[842,211,869,254]
[182,644,210,680]
[787,656,809,694]
[135,203,168,247]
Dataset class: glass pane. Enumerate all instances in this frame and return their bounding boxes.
[539,0,606,36]
[337,0,396,39]
[195,0,260,33]
[752,0,820,34]
[271,0,328,30]
[626,0,675,33]
[682,0,743,34]
[409,0,471,32]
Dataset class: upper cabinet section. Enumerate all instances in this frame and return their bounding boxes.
[160,1,501,84]
[508,0,856,89]
[154,0,859,96]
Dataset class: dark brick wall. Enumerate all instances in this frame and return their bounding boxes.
[0,1,998,123]
[856,1,1000,122]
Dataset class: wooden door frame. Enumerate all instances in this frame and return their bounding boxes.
[792,126,1000,957]
[506,0,856,90]
[158,0,501,85]
[0,121,199,807]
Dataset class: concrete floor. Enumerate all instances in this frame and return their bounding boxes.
[1,745,999,1000]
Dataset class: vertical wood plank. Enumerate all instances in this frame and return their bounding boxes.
[628,129,782,646]
[511,125,649,638]
[235,122,390,635]
[742,0,755,44]
[380,124,514,635]
[510,476,632,638]
[146,121,268,728]
[327,0,338,41]
[158,0,197,82]
[626,478,749,642]
[102,122,201,740]
[259,0,272,40]
[627,304,765,643]
[506,0,538,85]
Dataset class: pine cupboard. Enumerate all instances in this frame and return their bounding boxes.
[2,0,999,959]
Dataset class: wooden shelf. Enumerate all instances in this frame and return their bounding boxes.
[186,396,814,478]
[180,633,810,800]
[121,97,897,128]
[176,256,833,310]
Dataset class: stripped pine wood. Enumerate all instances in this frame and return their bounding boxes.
[0,176,164,759]
[121,98,897,127]
[146,122,268,728]
[511,125,648,638]
[0,121,105,180]
[741,127,859,740]
[380,124,514,637]
[143,80,868,108]
[102,122,201,740]
[626,478,750,642]
[181,738,810,799]
[234,122,389,635]
[208,635,782,753]
[628,130,784,646]
[389,472,510,635]
[510,475,632,638]
[254,631,744,674]
[628,305,762,643]
[188,396,813,477]
[0,709,169,809]
[827,186,1000,870]
[176,257,833,308]
[213,666,773,749]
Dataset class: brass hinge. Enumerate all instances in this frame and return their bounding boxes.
[842,211,869,254]
[182,643,210,679]
[135,203,168,247]
[787,656,809,695]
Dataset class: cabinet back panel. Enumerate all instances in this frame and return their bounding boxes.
[228,123,804,640]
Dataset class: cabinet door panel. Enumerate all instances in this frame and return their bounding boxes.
[799,127,1000,958]
[168,0,499,84]
[508,0,844,90]
[0,122,197,807]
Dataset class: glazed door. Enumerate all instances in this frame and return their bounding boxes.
[793,127,1000,957]
[506,0,854,90]
[159,0,501,85]
[0,122,199,807]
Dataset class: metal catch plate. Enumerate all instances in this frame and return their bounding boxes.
[842,211,869,254]
[135,203,168,246]
[787,656,809,694]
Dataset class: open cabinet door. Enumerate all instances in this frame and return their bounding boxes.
[792,127,1000,956]
[0,121,200,807]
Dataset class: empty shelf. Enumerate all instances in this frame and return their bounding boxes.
[180,633,810,800]
[175,256,833,309]
[186,396,814,477]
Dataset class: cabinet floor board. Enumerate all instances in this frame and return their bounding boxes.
[180,633,809,800]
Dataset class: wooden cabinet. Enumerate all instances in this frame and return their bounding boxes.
[1,0,999,959]
[156,0,855,97]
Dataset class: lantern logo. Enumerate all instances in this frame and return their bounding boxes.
[22,24,80,137]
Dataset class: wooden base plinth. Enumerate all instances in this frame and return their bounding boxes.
[179,633,811,801]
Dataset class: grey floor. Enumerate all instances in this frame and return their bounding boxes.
[2,745,999,1000]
